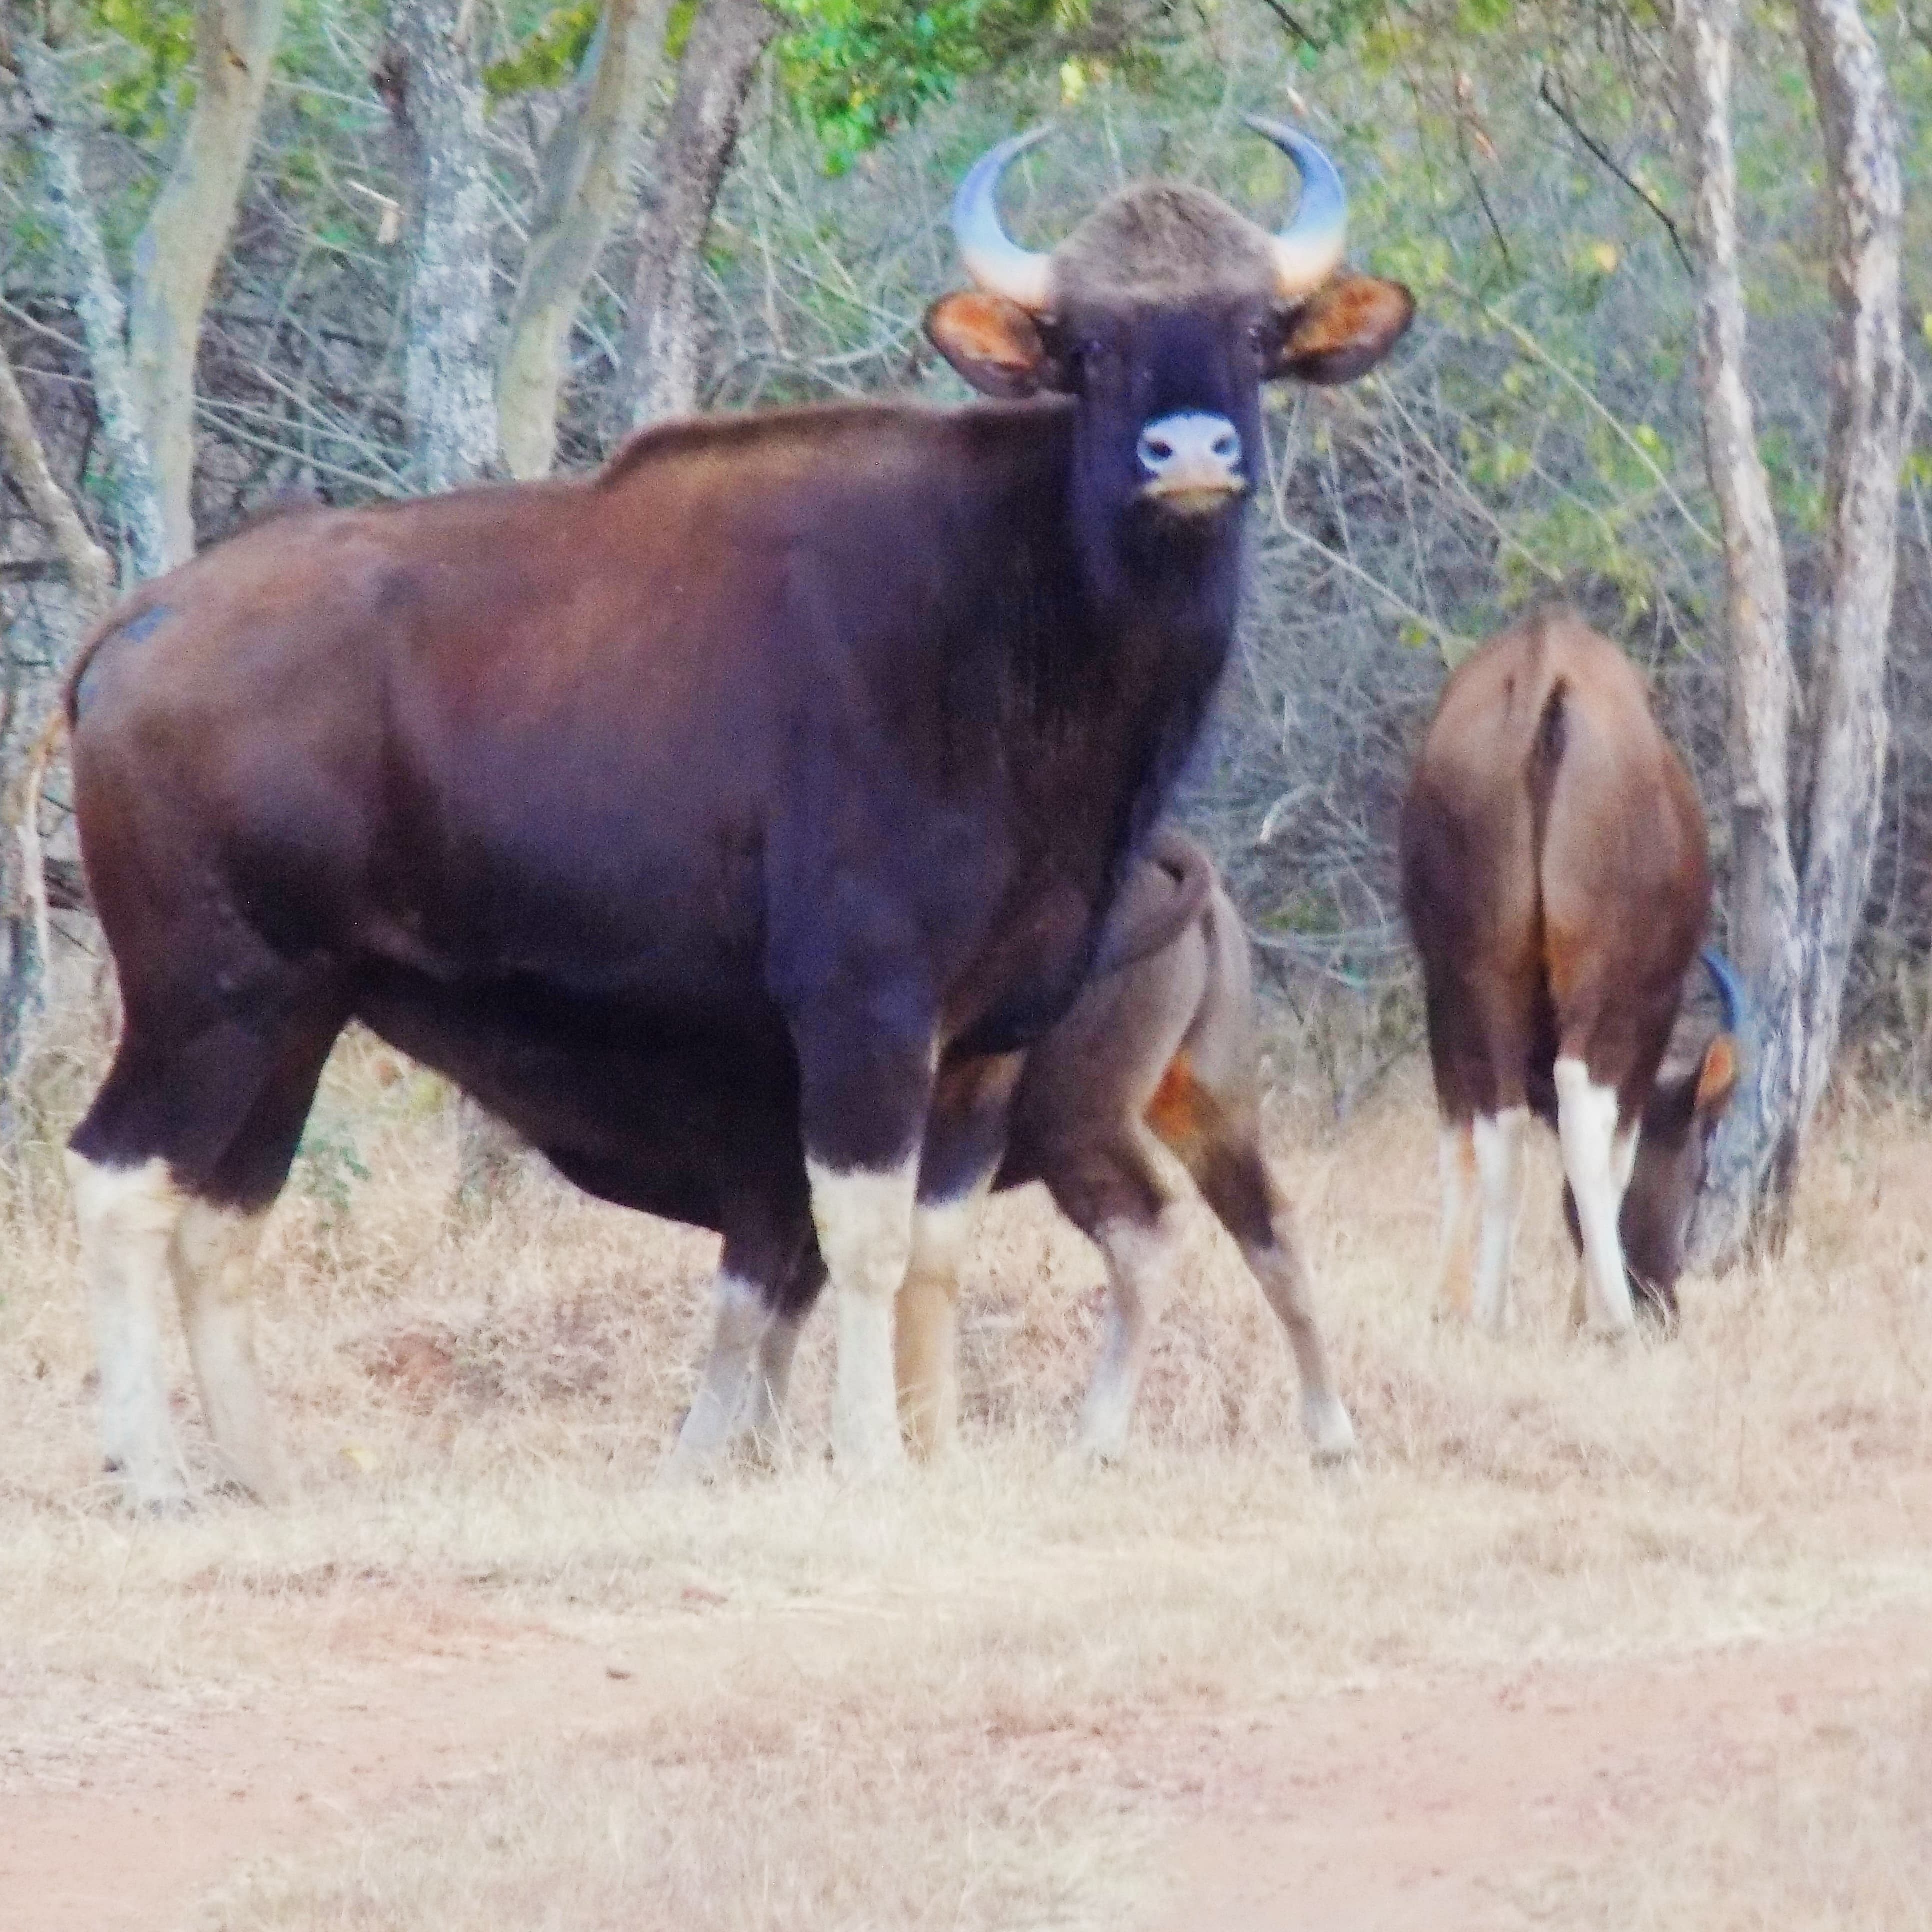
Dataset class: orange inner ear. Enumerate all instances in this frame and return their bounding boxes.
[926,290,1046,378]
[1696,1034,1740,1114]
[1279,274,1415,372]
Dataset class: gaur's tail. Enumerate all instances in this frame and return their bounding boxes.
[1090,827,1216,979]
[1526,674,1568,888]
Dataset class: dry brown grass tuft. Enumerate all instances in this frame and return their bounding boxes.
[4,1024,1930,1928]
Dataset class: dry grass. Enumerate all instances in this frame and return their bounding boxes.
[3,1019,1930,1928]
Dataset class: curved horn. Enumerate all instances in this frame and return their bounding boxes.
[1242,116,1348,299]
[1700,947,1748,1034]
[952,127,1055,313]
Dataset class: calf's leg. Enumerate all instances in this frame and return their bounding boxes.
[894,1054,1020,1459]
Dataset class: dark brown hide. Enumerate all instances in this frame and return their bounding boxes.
[64,148,1408,1492]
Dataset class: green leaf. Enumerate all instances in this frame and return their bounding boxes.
[485,2,601,98]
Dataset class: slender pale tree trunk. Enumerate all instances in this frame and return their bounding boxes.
[1784,0,1906,1140]
[379,0,520,1200]
[1679,0,1904,1260]
[126,0,287,566]
[378,0,502,489]
[498,0,666,477]
[0,350,114,616]
[620,0,776,427]
[11,36,168,580]
[1674,0,1805,1256]
[0,340,114,1132]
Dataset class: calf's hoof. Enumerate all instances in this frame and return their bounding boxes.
[1303,1394,1358,1466]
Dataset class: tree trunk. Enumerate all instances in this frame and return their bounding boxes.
[378,0,502,490]
[498,0,666,478]
[1786,0,1906,1132]
[126,0,287,566]
[620,0,777,428]
[12,36,168,580]
[1680,0,1904,1262]
[0,341,114,1136]
[0,348,114,616]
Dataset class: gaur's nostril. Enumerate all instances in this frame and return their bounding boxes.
[1138,412,1244,482]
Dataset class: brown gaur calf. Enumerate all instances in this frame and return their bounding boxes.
[1399,610,1742,1336]
[672,832,1356,1469]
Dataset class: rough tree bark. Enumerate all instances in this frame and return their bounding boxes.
[1679,0,1905,1260]
[0,340,114,1132]
[620,0,778,427]
[378,0,521,1200]
[378,0,502,489]
[11,34,168,579]
[1783,0,1907,1148]
[0,351,114,616]
[127,0,287,566]
[498,0,666,477]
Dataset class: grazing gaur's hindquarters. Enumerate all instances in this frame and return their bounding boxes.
[64,122,1410,1508]
[680,832,1356,1468]
[1400,610,1742,1337]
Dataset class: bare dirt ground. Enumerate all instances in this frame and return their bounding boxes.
[4,1033,1930,1928]
[8,1592,1928,1930]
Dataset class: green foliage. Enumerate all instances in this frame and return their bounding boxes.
[775,0,1102,174]
[84,0,197,136]
[485,2,602,98]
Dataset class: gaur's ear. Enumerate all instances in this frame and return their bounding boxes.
[1695,1034,1740,1117]
[924,292,1054,398]
[1266,274,1415,385]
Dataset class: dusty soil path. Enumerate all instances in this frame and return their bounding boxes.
[1157,1606,1930,1931]
[6,1600,1924,1930]
[3,1608,611,1932]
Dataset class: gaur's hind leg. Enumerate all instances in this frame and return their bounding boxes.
[1470,1106,1530,1335]
[1554,1056,1638,1335]
[68,990,344,1508]
[1433,1119,1480,1318]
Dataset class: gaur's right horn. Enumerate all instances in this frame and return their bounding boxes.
[952,128,1056,314]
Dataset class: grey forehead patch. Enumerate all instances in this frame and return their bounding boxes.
[73,603,172,718]
[1053,183,1274,306]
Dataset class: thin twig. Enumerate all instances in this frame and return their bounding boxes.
[1250,0,1319,48]
[1538,70,1694,276]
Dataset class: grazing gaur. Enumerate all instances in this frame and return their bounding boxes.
[673,830,1356,1470]
[62,120,1411,1507]
[1399,610,1742,1336]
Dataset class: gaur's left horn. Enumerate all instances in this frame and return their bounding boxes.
[1700,948,1747,1034]
[952,127,1056,313]
[1242,116,1348,299]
